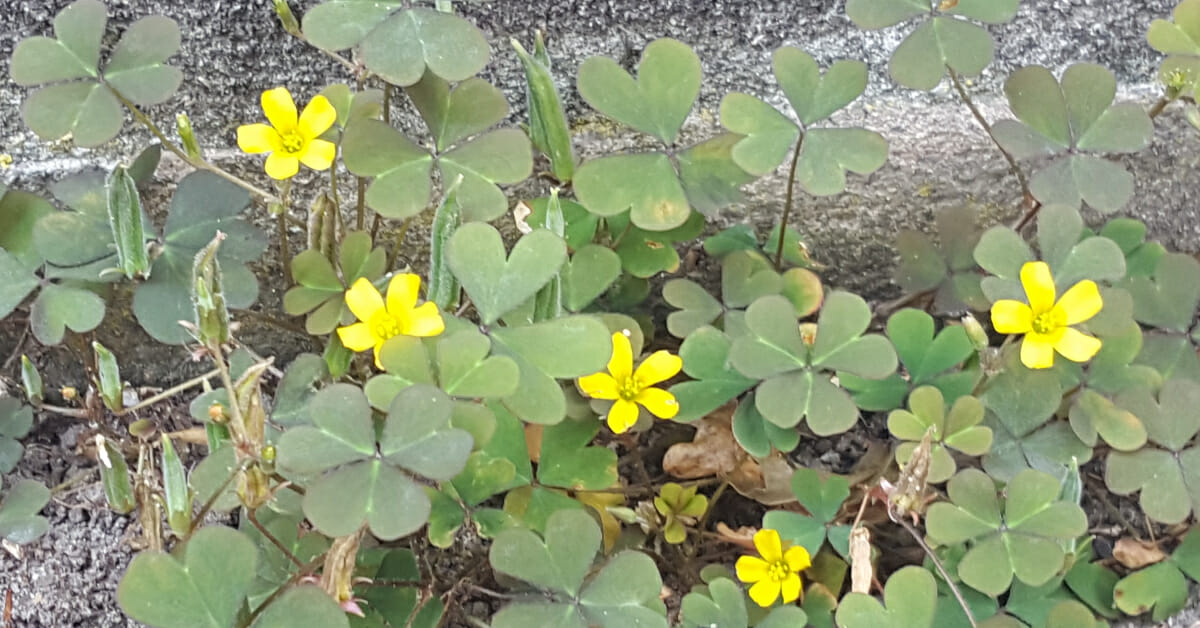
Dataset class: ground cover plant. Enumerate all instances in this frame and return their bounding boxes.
[4,0,1200,626]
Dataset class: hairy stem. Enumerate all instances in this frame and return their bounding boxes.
[774,131,806,270]
[946,67,1032,209]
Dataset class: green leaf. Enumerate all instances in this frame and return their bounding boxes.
[1113,562,1188,622]
[670,327,756,422]
[133,172,265,344]
[812,292,898,379]
[0,399,33,475]
[574,153,692,231]
[490,316,612,424]
[0,250,40,320]
[438,129,533,222]
[102,15,183,106]
[451,403,531,505]
[359,9,489,86]
[117,526,257,628]
[577,38,701,144]
[1148,0,1200,56]
[30,283,105,345]
[757,370,860,434]
[251,586,349,628]
[537,418,617,490]
[680,577,748,628]
[889,17,994,90]
[730,295,806,378]
[981,365,1061,437]
[835,566,937,628]
[774,48,868,126]
[577,551,667,628]
[845,0,928,30]
[406,73,507,151]
[722,251,783,309]
[0,190,56,269]
[342,119,434,219]
[1124,252,1200,333]
[436,329,520,399]
[22,81,123,147]
[1067,389,1145,451]
[379,385,474,482]
[887,309,974,385]
[562,245,622,312]
[447,224,565,325]
[664,279,723,338]
[0,479,50,544]
[490,509,600,596]
[983,418,1092,483]
[300,0,403,50]
[720,93,798,175]
[1029,154,1135,213]
[797,128,888,196]
[677,133,757,216]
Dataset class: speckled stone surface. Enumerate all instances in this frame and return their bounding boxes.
[2,0,1200,625]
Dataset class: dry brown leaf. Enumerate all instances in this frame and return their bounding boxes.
[662,403,746,479]
[715,522,758,551]
[1113,537,1167,569]
[728,452,796,506]
[525,424,544,464]
[849,526,873,594]
[576,491,625,553]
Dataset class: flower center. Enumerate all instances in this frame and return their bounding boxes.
[279,131,305,154]
[767,560,791,583]
[369,311,404,341]
[1031,308,1063,335]
[617,376,643,401]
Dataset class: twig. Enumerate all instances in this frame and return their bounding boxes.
[35,404,90,419]
[946,67,1033,208]
[115,369,220,417]
[774,132,806,270]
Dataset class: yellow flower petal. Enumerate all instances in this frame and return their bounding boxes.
[608,332,633,382]
[261,87,297,132]
[748,578,782,608]
[264,152,300,180]
[991,300,1033,334]
[634,387,679,419]
[298,95,337,139]
[606,399,640,434]
[784,545,811,572]
[299,138,336,171]
[579,373,620,400]
[735,555,769,584]
[779,573,802,604]
[236,123,281,154]
[753,529,784,564]
[1054,327,1102,363]
[345,277,385,322]
[403,302,445,337]
[633,350,683,387]
[387,274,421,314]
[1020,333,1056,369]
[336,322,375,352]
[1054,280,1103,325]
[1020,261,1056,314]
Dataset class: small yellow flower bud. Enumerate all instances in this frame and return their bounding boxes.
[208,402,228,423]
[61,386,78,401]
[961,314,989,351]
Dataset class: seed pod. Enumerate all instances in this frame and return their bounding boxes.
[20,355,42,405]
[92,341,123,411]
[272,0,301,36]
[512,36,575,183]
[192,232,230,345]
[105,166,150,279]
[175,113,202,160]
[533,190,566,322]
[428,175,464,311]
[96,435,135,514]
[160,434,191,537]
[306,192,340,263]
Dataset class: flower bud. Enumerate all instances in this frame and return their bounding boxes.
[207,401,228,423]
[961,314,989,351]
[192,232,230,345]
[61,386,78,402]
[175,113,202,160]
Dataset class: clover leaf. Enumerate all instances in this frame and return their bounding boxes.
[992,64,1153,212]
[1122,252,1200,334]
[536,418,618,491]
[343,79,531,222]
[489,509,667,628]
[446,223,566,325]
[11,0,182,146]
[926,468,1088,596]
[239,509,329,606]
[887,386,992,484]
[132,171,266,344]
[1105,378,1200,524]
[1148,0,1200,93]
[835,566,938,628]
[353,548,443,627]
[0,477,50,545]
[451,403,532,507]
[730,392,801,456]
[845,0,1019,90]
[276,383,473,539]
[763,468,852,558]
[302,3,488,86]
[669,327,756,423]
[1101,217,1165,278]
[720,47,886,195]
[578,38,699,145]
[1110,528,1200,622]
[731,292,897,435]
[893,205,988,312]
[0,398,34,474]
[680,577,807,628]
[283,231,386,335]
[843,308,978,412]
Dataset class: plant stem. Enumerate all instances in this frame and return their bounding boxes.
[247,507,304,568]
[774,131,806,270]
[1149,95,1172,119]
[388,217,413,270]
[187,457,249,537]
[240,552,328,628]
[114,369,220,417]
[895,516,977,628]
[277,180,293,284]
[35,404,90,419]
[356,177,367,230]
[946,67,1033,209]
[110,89,282,205]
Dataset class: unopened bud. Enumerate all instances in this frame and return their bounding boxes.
[208,401,228,423]
[273,0,301,36]
[261,444,276,465]
[961,314,989,351]
[799,323,818,347]
[192,232,230,345]
[175,113,202,160]
[61,386,78,402]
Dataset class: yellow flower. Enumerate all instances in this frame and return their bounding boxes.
[577,332,682,434]
[991,261,1103,370]
[736,529,811,607]
[237,87,336,180]
[336,275,445,369]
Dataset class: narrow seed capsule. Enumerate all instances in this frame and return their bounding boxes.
[512,37,575,183]
[428,175,464,311]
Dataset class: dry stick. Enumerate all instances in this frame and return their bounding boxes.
[894,515,978,628]
[34,404,90,419]
[247,507,305,569]
[114,369,220,417]
[773,132,806,270]
[111,90,282,205]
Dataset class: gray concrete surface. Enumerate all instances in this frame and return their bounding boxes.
[4,0,1200,626]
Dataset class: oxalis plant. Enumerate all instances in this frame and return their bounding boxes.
[4,0,1200,626]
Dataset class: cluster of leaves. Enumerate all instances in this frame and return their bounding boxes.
[6,0,1200,627]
